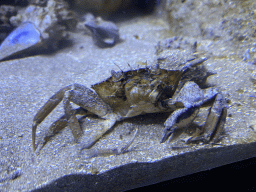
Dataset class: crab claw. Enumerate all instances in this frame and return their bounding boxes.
[161,107,200,143]
[161,127,176,143]
[187,94,227,143]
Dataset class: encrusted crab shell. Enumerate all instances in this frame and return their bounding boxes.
[92,67,183,116]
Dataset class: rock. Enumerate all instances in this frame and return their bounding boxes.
[72,0,133,16]
[0,22,41,61]
[0,5,17,43]
[0,0,77,61]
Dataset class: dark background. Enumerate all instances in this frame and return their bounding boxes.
[129,157,256,191]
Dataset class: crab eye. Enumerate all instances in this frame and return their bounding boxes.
[111,70,117,77]
[150,64,161,74]
[111,70,124,82]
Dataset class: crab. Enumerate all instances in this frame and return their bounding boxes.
[32,57,227,152]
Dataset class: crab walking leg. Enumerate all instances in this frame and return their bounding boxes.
[161,107,200,143]
[46,107,88,138]
[32,83,117,151]
[32,85,73,151]
[203,94,225,139]
[38,108,88,151]
[118,128,138,154]
[211,107,227,143]
[181,56,208,72]
[63,92,83,141]
[197,94,227,143]
[83,128,138,158]
[80,112,120,149]
[187,94,227,143]
[62,84,120,149]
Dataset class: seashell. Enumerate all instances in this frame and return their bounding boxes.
[0,22,41,61]
[84,17,120,48]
